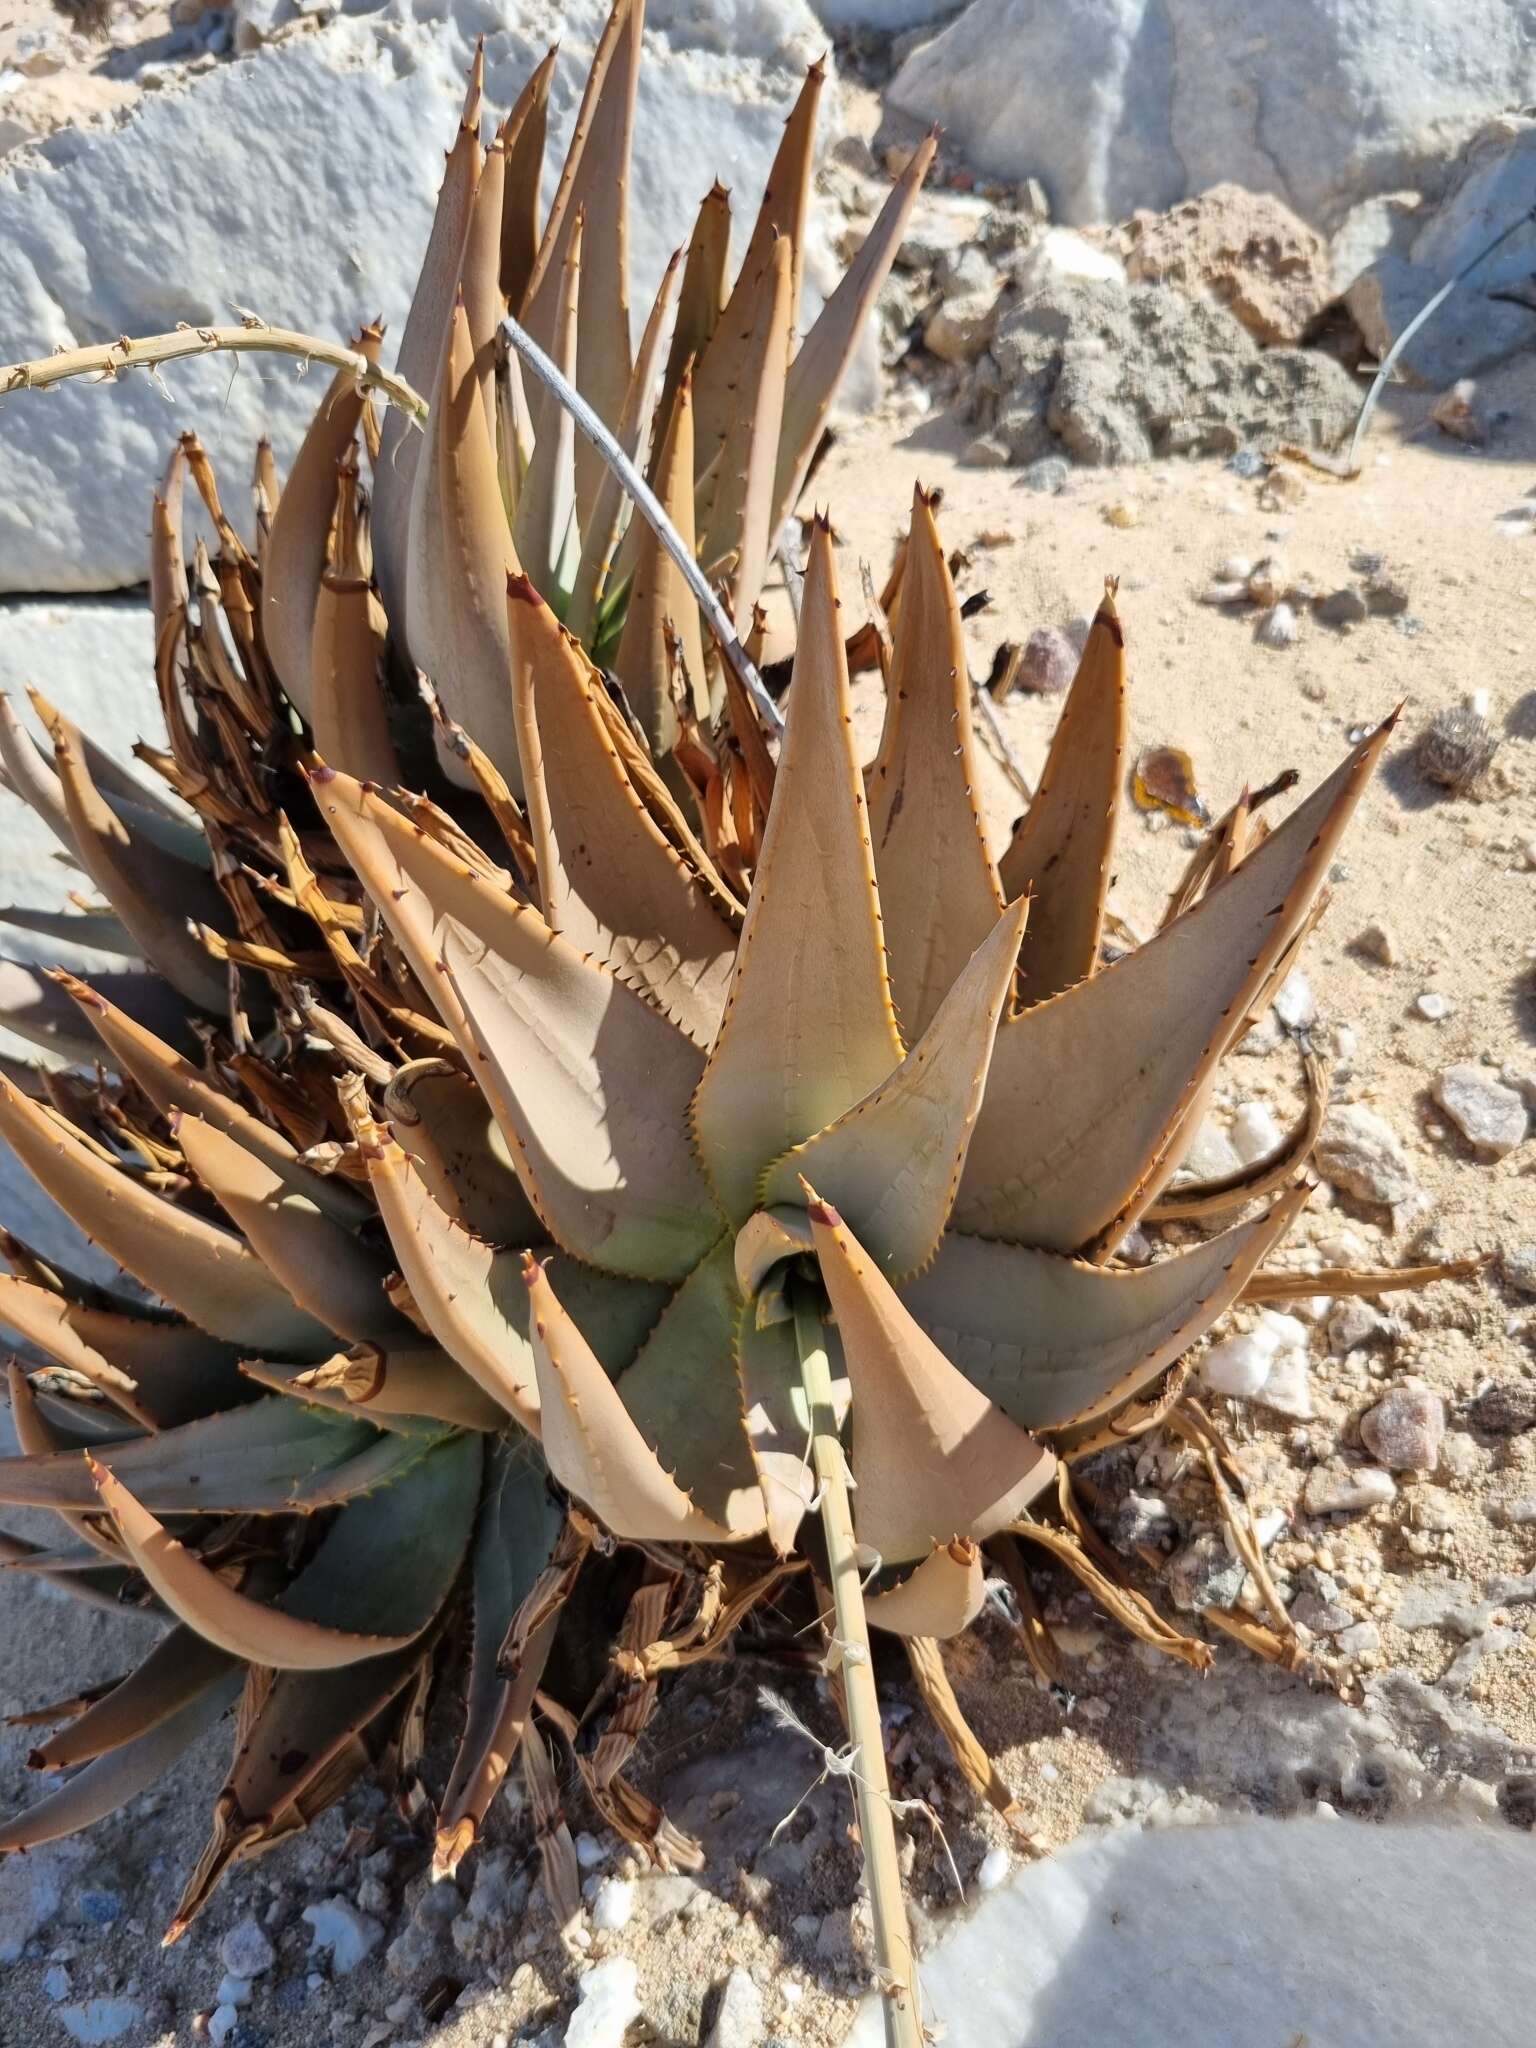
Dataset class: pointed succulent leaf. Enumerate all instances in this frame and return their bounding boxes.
[524,1252,741,1543]
[0,690,76,851]
[508,575,738,1046]
[656,180,729,449]
[0,1274,248,1428]
[374,50,483,648]
[613,1241,765,1536]
[955,718,1396,1253]
[88,1431,479,1669]
[522,0,640,525]
[513,210,582,603]
[462,134,506,436]
[174,1113,402,1344]
[864,1540,984,1642]
[0,904,137,958]
[0,1665,242,1853]
[382,1057,540,1243]
[867,486,1004,1038]
[499,44,557,309]
[0,1075,332,1355]
[693,522,904,1222]
[772,135,935,534]
[0,959,194,1067]
[0,1399,420,1515]
[293,1342,509,1433]
[613,365,707,755]
[735,1308,849,1557]
[348,1088,665,1429]
[261,326,381,721]
[27,1626,237,1773]
[899,1186,1308,1432]
[807,1192,1054,1566]
[696,234,792,632]
[59,971,372,1225]
[408,297,526,798]
[437,1436,563,1868]
[998,586,1127,1003]
[314,768,720,1277]
[764,898,1028,1278]
[311,456,399,789]
[738,57,825,332]
[36,699,230,1011]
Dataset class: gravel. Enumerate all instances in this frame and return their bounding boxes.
[1434,1065,1528,1158]
[1360,1386,1446,1471]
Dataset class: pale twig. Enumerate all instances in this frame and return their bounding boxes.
[791,1297,924,2048]
[0,322,426,425]
[500,310,784,736]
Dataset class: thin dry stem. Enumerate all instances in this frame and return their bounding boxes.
[0,324,427,425]
[792,1296,923,2048]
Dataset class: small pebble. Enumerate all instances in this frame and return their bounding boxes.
[1103,500,1140,528]
[1314,1104,1417,1209]
[566,1958,641,2048]
[1303,1464,1396,1514]
[1434,1064,1527,1157]
[1415,991,1452,1021]
[1335,1619,1383,1658]
[705,1965,765,2048]
[221,1921,276,1981]
[1503,1246,1536,1297]
[1014,626,1077,694]
[302,1899,383,1976]
[215,1976,252,2008]
[976,1847,1011,1892]
[1353,921,1398,966]
[1020,456,1069,494]
[209,2008,240,2048]
[1360,1386,1445,1471]
[589,1878,634,1933]
[1230,1101,1283,1165]
[1466,1381,1536,1435]
[1273,968,1316,1030]
[1316,585,1369,628]
[1257,601,1299,648]
[1327,1299,1388,1355]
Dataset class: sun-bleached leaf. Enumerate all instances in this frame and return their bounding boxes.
[313,768,720,1277]
[0,1274,247,1428]
[612,1241,764,1535]
[500,44,557,310]
[524,1252,740,1542]
[613,365,708,755]
[382,1057,540,1242]
[374,46,484,650]
[88,1430,478,1669]
[737,57,826,335]
[955,717,1396,1254]
[311,453,398,788]
[0,960,193,1067]
[59,970,372,1225]
[507,576,738,1046]
[772,134,935,534]
[26,1626,236,1773]
[175,1113,401,1344]
[34,698,229,1012]
[0,1075,331,1355]
[461,132,506,436]
[408,296,525,797]
[693,523,903,1222]
[865,1541,985,1641]
[999,585,1127,1003]
[436,1436,562,1872]
[567,242,681,645]
[867,486,1004,1039]
[807,1194,1053,1565]
[900,1187,1308,1432]
[522,0,641,526]
[696,234,792,632]
[514,211,582,604]
[0,1664,242,1852]
[261,326,381,722]
[656,180,729,455]
[761,900,1026,1275]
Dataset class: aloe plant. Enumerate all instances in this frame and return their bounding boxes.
[0,5,1437,2031]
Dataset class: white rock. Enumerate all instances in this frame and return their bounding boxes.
[1230,1101,1283,1165]
[1415,991,1453,1021]
[0,1,828,593]
[221,1916,277,1979]
[589,1877,635,1932]
[1313,1104,1417,1210]
[302,1896,383,1975]
[887,1,1536,230]
[1303,1464,1396,1515]
[215,1975,253,2007]
[1326,1299,1387,1355]
[704,1965,766,2048]
[208,2007,240,2048]
[1254,1310,1307,1355]
[1201,1334,1272,1399]
[57,2004,144,2047]
[1257,601,1299,648]
[574,1832,609,1871]
[848,1819,1536,2046]
[1434,1064,1528,1158]
[977,1847,1012,1892]
[1178,1117,1244,1182]
[1011,226,1125,291]
[565,1957,642,2048]
[1272,968,1316,1029]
